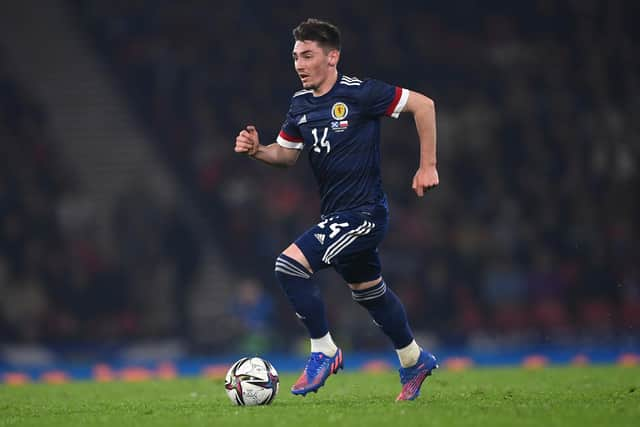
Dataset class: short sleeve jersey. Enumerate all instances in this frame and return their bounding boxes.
[277,74,409,216]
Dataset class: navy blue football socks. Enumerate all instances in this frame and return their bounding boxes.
[352,279,414,349]
[275,255,413,349]
[275,254,329,338]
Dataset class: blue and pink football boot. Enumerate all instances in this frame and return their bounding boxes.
[396,350,438,401]
[291,348,344,396]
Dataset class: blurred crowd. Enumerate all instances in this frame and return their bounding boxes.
[2,0,638,352]
[0,51,200,345]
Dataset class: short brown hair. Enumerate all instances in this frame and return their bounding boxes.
[292,18,341,52]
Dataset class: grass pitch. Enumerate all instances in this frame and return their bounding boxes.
[1,366,638,427]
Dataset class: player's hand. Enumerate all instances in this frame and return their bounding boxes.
[412,165,439,197]
[234,125,260,156]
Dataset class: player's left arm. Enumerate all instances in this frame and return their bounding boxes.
[402,91,439,197]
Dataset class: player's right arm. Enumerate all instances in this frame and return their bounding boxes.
[235,125,301,168]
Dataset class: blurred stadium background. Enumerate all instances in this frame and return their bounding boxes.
[0,0,638,380]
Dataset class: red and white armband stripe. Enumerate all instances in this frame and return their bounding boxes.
[385,87,410,119]
[277,130,304,150]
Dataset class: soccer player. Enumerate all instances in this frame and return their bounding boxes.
[234,18,439,401]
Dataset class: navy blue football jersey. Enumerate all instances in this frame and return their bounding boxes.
[277,74,409,216]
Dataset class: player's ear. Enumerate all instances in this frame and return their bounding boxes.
[328,49,340,67]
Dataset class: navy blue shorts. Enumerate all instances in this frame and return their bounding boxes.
[294,205,389,283]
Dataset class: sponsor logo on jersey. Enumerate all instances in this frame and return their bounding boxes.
[331,102,349,120]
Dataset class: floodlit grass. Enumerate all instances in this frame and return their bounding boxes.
[1,366,639,426]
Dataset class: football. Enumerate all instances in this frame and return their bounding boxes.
[224,357,279,406]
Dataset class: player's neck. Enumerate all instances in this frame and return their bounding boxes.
[312,70,339,97]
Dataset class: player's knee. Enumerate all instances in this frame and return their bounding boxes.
[351,279,386,302]
[274,253,312,280]
[274,254,320,317]
[348,277,383,291]
[281,243,314,272]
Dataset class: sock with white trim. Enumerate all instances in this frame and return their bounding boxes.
[396,340,421,368]
[352,279,414,350]
[275,254,328,338]
[310,332,338,357]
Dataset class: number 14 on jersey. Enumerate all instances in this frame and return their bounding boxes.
[312,127,331,154]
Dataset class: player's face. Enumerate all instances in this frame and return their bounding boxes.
[292,40,337,90]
